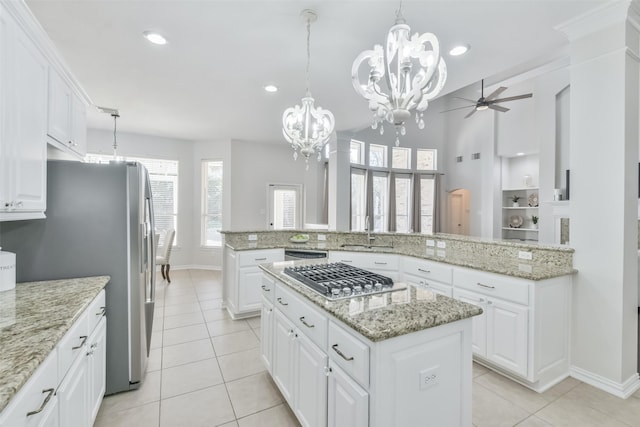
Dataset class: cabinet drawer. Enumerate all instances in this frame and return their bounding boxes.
[57,309,89,382]
[261,275,276,303]
[330,251,399,272]
[0,351,58,427]
[86,290,106,335]
[328,321,369,389]
[275,284,328,349]
[403,257,453,284]
[237,249,283,267]
[454,268,530,305]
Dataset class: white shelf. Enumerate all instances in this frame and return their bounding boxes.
[503,206,539,210]
[502,227,539,232]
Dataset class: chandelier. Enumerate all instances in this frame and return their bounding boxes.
[282,10,335,168]
[351,3,447,146]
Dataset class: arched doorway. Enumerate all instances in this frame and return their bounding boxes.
[447,189,470,235]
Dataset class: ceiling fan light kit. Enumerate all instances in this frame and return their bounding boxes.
[282,9,335,169]
[351,2,447,146]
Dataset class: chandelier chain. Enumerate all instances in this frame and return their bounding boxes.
[305,17,311,97]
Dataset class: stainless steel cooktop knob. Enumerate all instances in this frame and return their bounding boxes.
[331,288,341,298]
[364,284,373,293]
[374,282,382,292]
[353,285,362,295]
[342,287,352,296]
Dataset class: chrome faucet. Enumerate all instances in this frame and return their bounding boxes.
[365,215,375,244]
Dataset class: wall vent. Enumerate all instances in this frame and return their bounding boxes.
[471,152,481,160]
[455,156,463,163]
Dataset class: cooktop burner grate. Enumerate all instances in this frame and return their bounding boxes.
[283,262,398,300]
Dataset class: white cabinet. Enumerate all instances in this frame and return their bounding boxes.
[452,288,487,355]
[47,67,87,157]
[260,297,274,374]
[57,353,89,427]
[328,251,400,280]
[87,318,106,424]
[0,2,48,221]
[294,333,328,427]
[403,257,453,297]
[272,310,296,404]
[223,248,283,318]
[327,362,368,427]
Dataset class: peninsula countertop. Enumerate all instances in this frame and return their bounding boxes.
[260,260,483,342]
[0,276,109,413]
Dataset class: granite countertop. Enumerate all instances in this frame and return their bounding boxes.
[0,276,109,413]
[228,242,575,281]
[260,261,483,342]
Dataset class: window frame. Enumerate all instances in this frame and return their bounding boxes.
[201,160,223,248]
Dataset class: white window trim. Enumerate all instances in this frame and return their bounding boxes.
[201,159,224,248]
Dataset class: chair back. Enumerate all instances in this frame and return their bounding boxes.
[158,228,175,263]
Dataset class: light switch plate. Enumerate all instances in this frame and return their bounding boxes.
[518,251,532,260]
[248,234,257,241]
[436,241,446,249]
[317,234,326,241]
[426,240,435,247]
[436,249,446,258]
[419,366,440,390]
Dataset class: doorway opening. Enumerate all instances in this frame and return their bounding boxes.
[447,189,470,235]
[268,184,302,230]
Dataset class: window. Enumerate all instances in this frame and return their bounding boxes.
[417,149,437,170]
[392,147,411,169]
[85,154,179,246]
[350,169,367,231]
[395,174,412,233]
[202,160,223,247]
[369,144,387,167]
[420,176,436,234]
[350,140,365,164]
[269,184,301,230]
[371,172,389,232]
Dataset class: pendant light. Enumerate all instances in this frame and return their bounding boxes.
[282,9,335,169]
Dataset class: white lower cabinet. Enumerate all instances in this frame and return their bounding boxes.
[404,272,452,297]
[272,311,296,404]
[57,351,89,427]
[327,362,368,427]
[294,333,328,427]
[87,318,107,424]
[259,297,274,374]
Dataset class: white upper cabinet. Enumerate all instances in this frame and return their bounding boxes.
[47,66,87,157]
[0,1,48,221]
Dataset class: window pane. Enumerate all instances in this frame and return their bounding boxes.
[350,170,366,231]
[417,149,437,170]
[395,175,412,233]
[273,189,297,229]
[392,147,411,169]
[420,176,435,234]
[369,144,387,167]
[202,160,223,246]
[372,173,389,232]
[350,140,364,164]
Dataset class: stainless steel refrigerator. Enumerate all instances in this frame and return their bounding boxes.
[0,160,156,395]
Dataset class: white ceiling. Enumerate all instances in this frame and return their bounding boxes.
[26,0,605,143]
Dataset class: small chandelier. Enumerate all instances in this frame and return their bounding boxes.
[282,9,335,168]
[351,2,447,146]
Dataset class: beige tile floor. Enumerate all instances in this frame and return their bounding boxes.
[95,269,640,427]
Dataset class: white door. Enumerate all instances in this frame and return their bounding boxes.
[57,355,89,427]
[295,333,328,427]
[88,318,107,425]
[453,289,487,356]
[260,298,274,373]
[486,298,529,377]
[272,311,296,405]
[268,184,302,230]
[238,267,263,312]
[327,362,368,427]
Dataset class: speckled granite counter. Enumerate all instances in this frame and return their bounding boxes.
[260,261,482,342]
[0,276,109,413]
[224,230,575,280]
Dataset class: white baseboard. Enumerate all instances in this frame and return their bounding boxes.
[570,365,640,398]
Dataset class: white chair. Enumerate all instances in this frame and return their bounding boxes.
[156,228,175,283]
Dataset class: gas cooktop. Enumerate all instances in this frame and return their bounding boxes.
[283,262,405,300]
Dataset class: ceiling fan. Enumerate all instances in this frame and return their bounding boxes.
[441,79,533,119]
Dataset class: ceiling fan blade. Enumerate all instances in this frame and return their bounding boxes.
[490,93,533,103]
[440,105,476,113]
[464,108,477,119]
[488,104,509,113]
[454,97,478,103]
[485,86,508,101]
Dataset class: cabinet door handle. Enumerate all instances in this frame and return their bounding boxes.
[476,282,495,289]
[418,268,431,274]
[277,297,288,306]
[299,316,315,328]
[340,260,353,263]
[96,306,106,316]
[72,335,88,350]
[374,261,387,265]
[331,344,354,361]
[26,388,55,417]
[254,257,267,261]
[261,285,271,292]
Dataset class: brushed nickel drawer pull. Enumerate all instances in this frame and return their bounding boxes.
[72,335,88,350]
[26,388,54,417]
[341,260,353,263]
[254,257,267,261]
[299,316,315,328]
[261,285,271,292]
[374,261,387,265]
[277,297,288,306]
[96,306,106,316]
[476,282,496,289]
[418,268,431,273]
[332,344,354,361]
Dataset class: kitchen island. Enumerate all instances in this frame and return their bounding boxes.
[259,260,482,427]
[0,276,109,426]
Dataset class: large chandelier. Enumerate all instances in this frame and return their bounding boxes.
[351,3,447,146]
[282,10,335,168]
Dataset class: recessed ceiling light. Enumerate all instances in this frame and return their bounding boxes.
[264,85,278,93]
[449,44,470,56]
[516,152,525,156]
[143,31,167,45]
